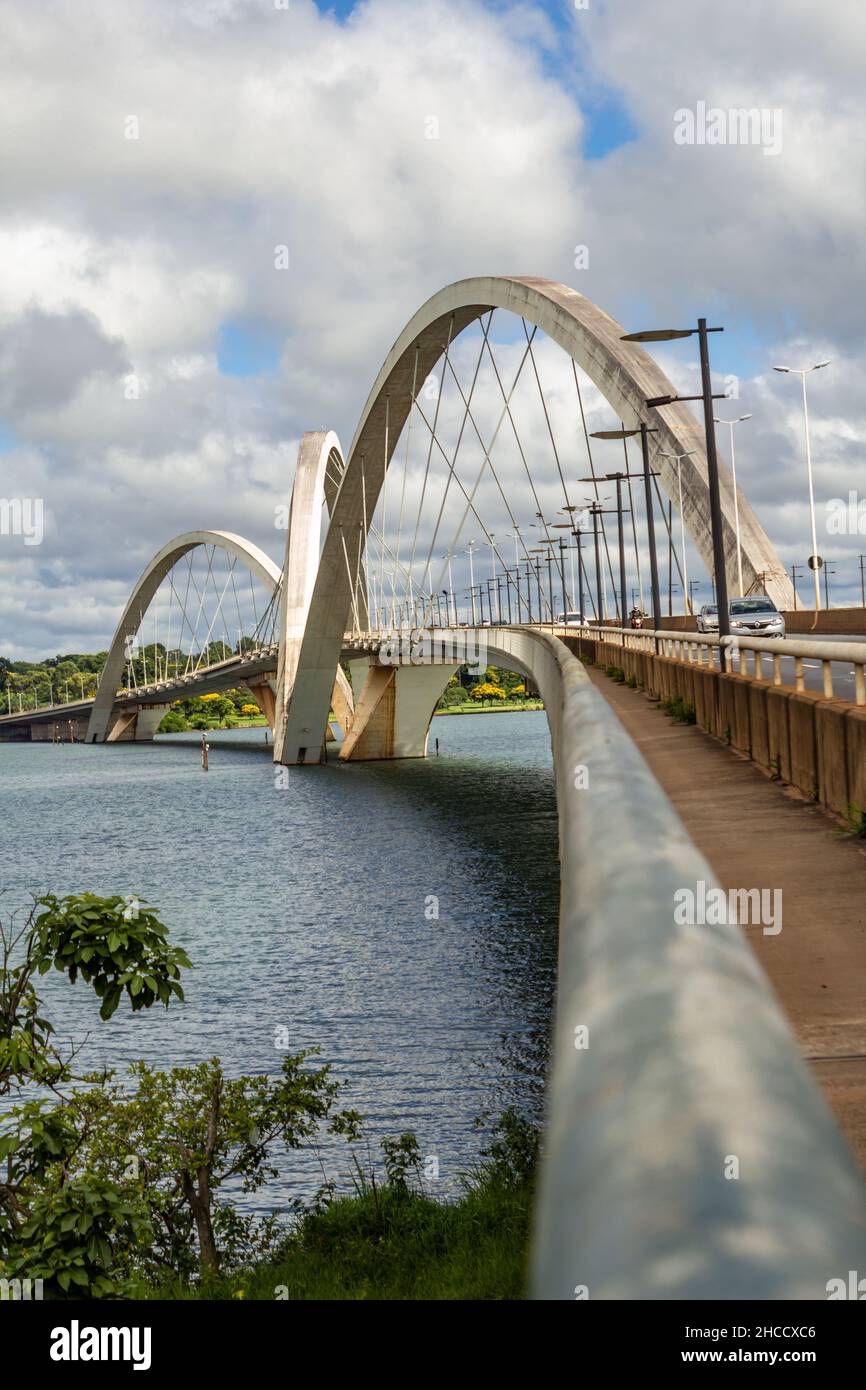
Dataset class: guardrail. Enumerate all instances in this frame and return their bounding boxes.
[577,623,866,705]
[533,634,866,1299]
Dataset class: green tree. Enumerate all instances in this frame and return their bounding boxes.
[1,895,359,1293]
[0,894,192,1294]
[53,1053,360,1279]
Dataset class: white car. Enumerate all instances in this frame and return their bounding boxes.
[729,597,786,637]
[556,611,583,627]
[696,604,718,633]
[696,598,786,637]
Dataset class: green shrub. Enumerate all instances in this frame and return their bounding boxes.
[661,696,697,725]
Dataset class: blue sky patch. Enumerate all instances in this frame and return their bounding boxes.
[313,0,357,18]
[582,91,638,160]
[217,322,283,378]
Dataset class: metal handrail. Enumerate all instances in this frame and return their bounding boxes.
[532,634,866,1298]
[575,623,866,705]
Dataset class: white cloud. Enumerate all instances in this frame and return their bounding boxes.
[0,0,864,657]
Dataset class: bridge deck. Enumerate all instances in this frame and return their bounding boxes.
[588,664,866,1172]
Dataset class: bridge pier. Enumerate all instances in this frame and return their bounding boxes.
[245,678,277,729]
[103,705,170,742]
[339,660,458,761]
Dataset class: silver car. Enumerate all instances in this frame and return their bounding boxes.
[729,596,786,637]
[696,604,718,633]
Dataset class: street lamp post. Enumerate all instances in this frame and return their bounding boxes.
[466,541,477,624]
[533,557,545,620]
[586,504,603,623]
[625,318,729,661]
[558,536,568,616]
[575,529,585,624]
[639,425,663,634]
[582,466,639,625]
[713,415,751,596]
[521,562,533,622]
[442,553,457,623]
[774,361,831,613]
[824,564,836,610]
[660,450,697,615]
[589,428,662,632]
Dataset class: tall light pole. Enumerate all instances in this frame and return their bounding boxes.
[774,361,831,612]
[589,427,661,632]
[713,415,751,596]
[580,469,636,624]
[626,319,729,661]
[441,552,456,623]
[465,541,477,624]
[660,449,697,615]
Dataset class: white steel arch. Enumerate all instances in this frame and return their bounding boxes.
[87,530,281,743]
[277,275,792,765]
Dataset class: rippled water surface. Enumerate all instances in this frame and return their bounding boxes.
[2,711,559,1202]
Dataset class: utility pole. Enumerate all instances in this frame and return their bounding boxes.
[667,499,673,616]
[576,531,585,623]
[823,564,835,610]
[466,541,477,624]
[640,424,663,635]
[790,564,802,611]
[579,471,637,625]
[581,504,604,624]
[860,555,866,609]
[627,319,728,658]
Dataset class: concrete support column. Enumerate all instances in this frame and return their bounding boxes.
[103,705,169,742]
[331,667,355,737]
[246,679,277,729]
[133,705,170,741]
[340,662,458,761]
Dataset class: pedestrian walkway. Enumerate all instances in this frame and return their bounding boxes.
[588,665,866,1171]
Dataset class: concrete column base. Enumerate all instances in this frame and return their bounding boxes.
[340,662,458,761]
[133,706,170,741]
[103,705,169,742]
[331,667,355,737]
[246,679,277,729]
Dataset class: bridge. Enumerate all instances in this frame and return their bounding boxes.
[5,275,866,1297]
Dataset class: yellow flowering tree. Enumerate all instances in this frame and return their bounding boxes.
[469,682,505,703]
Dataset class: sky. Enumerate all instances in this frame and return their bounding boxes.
[1,0,864,658]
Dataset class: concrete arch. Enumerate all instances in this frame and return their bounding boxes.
[273,431,356,761]
[87,530,281,743]
[278,276,792,765]
[338,627,563,765]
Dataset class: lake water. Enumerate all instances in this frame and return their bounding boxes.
[1,711,558,1206]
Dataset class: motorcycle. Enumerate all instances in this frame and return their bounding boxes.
[629,609,644,629]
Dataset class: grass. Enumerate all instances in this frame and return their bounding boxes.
[661,696,697,725]
[143,1184,530,1301]
[434,700,544,716]
[136,1173,532,1302]
[138,1114,538,1302]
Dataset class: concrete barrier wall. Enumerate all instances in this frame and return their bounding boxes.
[567,633,861,824]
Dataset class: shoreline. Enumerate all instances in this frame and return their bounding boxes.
[433,701,544,716]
